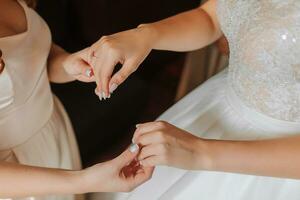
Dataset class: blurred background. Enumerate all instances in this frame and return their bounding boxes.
[36,0,228,167]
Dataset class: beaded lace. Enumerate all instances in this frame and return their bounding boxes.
[217,0,300,122]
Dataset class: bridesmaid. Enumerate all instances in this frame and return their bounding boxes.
[0,0,153,199]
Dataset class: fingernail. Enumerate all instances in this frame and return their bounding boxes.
[102,92,107,100]
[136,124,140,128]
[129,143,139,153]
[109,83,118,94]
[98,93,102,101]
[107,94,111,98]
[85,68,92,77]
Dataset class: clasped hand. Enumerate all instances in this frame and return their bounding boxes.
[62,25,154,99]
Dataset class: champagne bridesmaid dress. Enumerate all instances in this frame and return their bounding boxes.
[0,1,81,199]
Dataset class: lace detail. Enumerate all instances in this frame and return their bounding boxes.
[217,0,300,122]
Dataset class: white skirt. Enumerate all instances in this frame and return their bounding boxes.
[93,69,300,200]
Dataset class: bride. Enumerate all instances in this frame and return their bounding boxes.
[89,0,300,199]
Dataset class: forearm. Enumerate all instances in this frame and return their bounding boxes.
[139,1,222,52]
[47,43,75,83]
[0,162,83,198]
[198,135,300,179]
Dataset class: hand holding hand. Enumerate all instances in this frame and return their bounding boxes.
[81,144,154,193]
[133,121,205,170]
[62,48,95,83]
[89,26,155,99]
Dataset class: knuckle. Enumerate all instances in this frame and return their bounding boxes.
[157,131,167,142]
[100,35,109,42]
[156,121,168,129]
[160,154,170,164]
[158,144,168,155]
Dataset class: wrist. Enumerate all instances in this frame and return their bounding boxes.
[61,53,77,82]
[193,138,215,171]
[136,23,159,50]
[65,170,87,194]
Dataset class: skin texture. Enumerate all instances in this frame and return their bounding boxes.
[133,121,300,179]
[0,148,154,197]
[88,0,221,97]
[86,0,300,179]
[0,0,153,197]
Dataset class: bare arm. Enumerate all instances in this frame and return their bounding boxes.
[47,44,94,83]
[141,0,222,51]
[201,135,300,179]
[47,44,75,83]
[89,0,222,97]
[0,162,80,198]
[0,147,153,198]
[134,121,300,179]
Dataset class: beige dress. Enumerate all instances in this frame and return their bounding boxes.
[0,1,81,199]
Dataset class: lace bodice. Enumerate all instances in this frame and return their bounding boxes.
[217,0,300,122]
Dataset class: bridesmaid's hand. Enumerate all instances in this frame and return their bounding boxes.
[89,26,155,99]
[62,48,95,83]
[81,144,154,193]
[133,121,206,170]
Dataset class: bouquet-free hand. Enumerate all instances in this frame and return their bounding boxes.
[89,26,154,98]
[133,121,205,170]
[82,144,154,193]
[62,48,96,83]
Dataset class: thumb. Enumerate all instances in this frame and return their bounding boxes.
[114,143,140,168]
[75,59,94,78]
[68,59,95,83]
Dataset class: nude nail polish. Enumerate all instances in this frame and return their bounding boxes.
[102,92,107,100]
[129,143,139,153]
[85,68,92,77]
[109,83,118,94]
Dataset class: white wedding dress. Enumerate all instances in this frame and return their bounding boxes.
[93,0,300,199]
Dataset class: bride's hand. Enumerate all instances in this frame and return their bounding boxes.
[133,121,205,170]
[81,144,154,193]
[89,26,155,98]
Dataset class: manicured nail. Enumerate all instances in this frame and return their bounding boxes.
[85,68,93,77]
[109,83,118,94]
[136,124,140,128]
[107,94,111,98]
[129,143,139,153]
[98,93,102,101]
[102,92,107,100]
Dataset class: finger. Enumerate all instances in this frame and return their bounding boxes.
[90,55,103,94]
[99,57,118,98]
[133,121,168,142]
[109,59,138,93]
[138,144,163,160]
[114,143,140,168]
[132,166,154,186]
[74,74,95,83]
[140,156,164,167]
[135,132,165,147]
